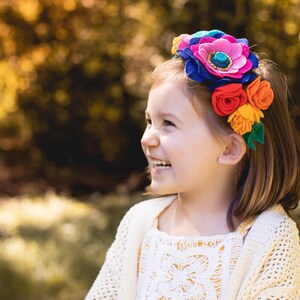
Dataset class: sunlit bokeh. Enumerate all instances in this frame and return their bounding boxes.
[0,0,299,298]
[0,191,141,299]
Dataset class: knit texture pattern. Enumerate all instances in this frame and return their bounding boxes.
[85,197,300,300]
[136,219,252,300]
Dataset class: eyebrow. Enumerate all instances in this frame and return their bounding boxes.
[145,111,183,124]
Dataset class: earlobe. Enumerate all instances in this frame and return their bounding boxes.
[218,134,246,165]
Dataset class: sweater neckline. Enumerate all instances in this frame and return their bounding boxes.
[151,216,254,240]
[152,196,254,240]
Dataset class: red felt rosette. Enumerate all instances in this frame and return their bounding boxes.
[212,83,247,116]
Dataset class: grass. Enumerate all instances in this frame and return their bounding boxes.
[0,192,299,300]
[0,191,141,300]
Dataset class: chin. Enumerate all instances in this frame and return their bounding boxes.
[150,182,177,196]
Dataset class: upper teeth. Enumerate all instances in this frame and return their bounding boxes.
[152,159,171,166]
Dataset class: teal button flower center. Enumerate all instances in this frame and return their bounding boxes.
[208,52,232,70]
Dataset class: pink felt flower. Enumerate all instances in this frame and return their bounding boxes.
[190,35,253,79]
[177,34,192,51]
[172,34,192,54]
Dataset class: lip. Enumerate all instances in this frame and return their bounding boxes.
[147,156,172,175]
[147,155,169,162]
[150,166,171,176]
[147,156,171,166]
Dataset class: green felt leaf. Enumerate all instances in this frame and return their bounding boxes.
[242,122,265,150]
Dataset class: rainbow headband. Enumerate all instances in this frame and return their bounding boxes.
[171,29,274,150]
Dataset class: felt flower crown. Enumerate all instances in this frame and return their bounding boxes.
[171,29,274,150]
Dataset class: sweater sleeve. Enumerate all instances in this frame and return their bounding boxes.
[250,217,300,300]
[85,206,136,300]
[84,196,177,299]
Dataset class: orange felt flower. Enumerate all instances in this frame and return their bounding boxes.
[228,103,264,135]
[246,76,274,110]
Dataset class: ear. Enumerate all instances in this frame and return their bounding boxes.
[218,133,246,165]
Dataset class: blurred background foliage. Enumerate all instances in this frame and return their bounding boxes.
[0,192,141,300]
[0,0,299,299]
[0,0,299,196]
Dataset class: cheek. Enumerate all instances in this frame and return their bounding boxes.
[177,133,221,167]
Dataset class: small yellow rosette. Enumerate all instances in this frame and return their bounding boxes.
[228,103,264,135]
[171,36,182,55]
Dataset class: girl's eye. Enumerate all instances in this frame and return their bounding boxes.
[145,118,152,126]
[164,120,175,127]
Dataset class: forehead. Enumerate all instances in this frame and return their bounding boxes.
[146,81,201,116]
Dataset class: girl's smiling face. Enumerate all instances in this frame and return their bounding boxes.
[141,81,229,196]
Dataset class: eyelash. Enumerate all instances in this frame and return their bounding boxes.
[163,120,175,127]
[145,118,175,127]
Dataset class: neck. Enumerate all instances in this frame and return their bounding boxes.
[158,176,239,236]
[176,191,232,235]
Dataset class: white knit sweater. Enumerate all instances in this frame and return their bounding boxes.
[85,196,300,300]
[136,223,251,299]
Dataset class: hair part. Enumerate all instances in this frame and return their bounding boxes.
[147,57,300,230]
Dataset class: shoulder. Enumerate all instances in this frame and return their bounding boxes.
[231,207,300,299]
[247,205,299,247]
[115,195,176,233]
[254,205,298,233]
[229,207,300,299]
[124,195,176,218]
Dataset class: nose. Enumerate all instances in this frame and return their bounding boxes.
[141,126,160,150]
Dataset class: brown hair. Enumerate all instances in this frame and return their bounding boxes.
[149,58,300,230]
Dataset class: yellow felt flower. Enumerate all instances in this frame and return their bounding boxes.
[228,103,264,135]
[171,36,182,55]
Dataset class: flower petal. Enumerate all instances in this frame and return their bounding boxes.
[228,44,243,60]
[236,38,249,45]
[248,52,259,69]
[185,60,206,82]
[222,35,237,43]
[231,55,247,68]
[238,59,253,73]
[198,36,216,44]
[241,43,249,58]
[213,38,232,53]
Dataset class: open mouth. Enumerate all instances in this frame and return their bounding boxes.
[151,159,172,169]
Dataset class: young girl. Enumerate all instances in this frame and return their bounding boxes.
[86,29,300,299]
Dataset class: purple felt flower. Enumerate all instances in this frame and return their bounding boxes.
[190,35,253,79]
[175,30,259,89]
